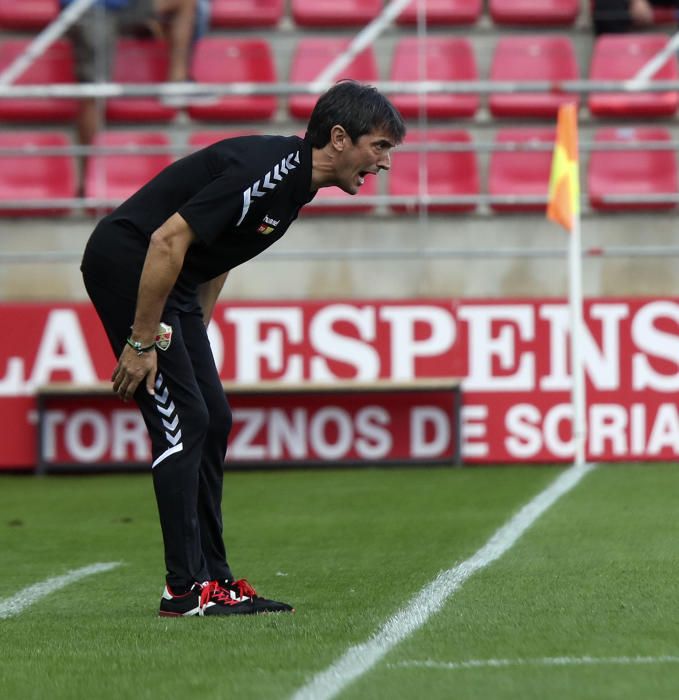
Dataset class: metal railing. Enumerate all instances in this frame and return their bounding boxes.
[0,135,676,211]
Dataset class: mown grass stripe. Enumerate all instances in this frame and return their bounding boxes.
[0,562,122,619]
[291,463,596,700]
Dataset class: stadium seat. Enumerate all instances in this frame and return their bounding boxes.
[588,127,677,211]
[188,130,259,150]
[388,129,479,214]
[396,0,482,25]
[390,37,479,119]
[85,131,172,208]
[291,0,381,27]
[106,39,178,123]
[488,128,555,212]
[489,35,579,118]
[209,0,283,27]
[489,0,579,25]
[0,39,78,122]
[0,0,58,30]
[187,38,277,121]
[288,38,378,120]
[0,132,76,217]
[588,34,679,118]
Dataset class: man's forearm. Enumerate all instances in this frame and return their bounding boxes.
[131,239,182,343]
[130,213,195,343]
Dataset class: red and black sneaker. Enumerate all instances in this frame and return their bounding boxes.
[201,579,294,615]
[158,582,203,617]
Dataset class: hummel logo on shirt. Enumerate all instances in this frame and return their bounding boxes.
[257,214,280,235]
[237,150,300,226]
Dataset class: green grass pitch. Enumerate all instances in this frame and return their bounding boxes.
[2,463,679,699]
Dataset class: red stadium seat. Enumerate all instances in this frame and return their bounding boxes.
[488,128,555,212]
[390,37,479,119]
[489,0,579,25]
[188,130,259,150]
[588,127,677,211]
[209,0,283,27]
[489,35,579,118]
[0,132,76,217]
[291,0,381,27]
[588,34,679,118]
[396,0,482,25]
[388,129,479,214]
[85,131,172,207]
[0,0,58,30]
[288,38,378,119]
[187,38,277,121]
[0,39,78,122]
[106,39,178,123]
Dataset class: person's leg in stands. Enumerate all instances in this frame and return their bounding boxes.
[153,0,198,82]
[65,5,116,190]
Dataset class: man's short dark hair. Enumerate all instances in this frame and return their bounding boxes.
[305,80,406,148]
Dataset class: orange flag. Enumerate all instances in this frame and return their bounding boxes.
[547,103,580,232]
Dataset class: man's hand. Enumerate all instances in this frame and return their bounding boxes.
[112,345,157,401]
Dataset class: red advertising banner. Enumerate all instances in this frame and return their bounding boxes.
[37,390,459,470]
[2,298,679,469]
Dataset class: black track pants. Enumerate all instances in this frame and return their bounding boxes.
[83,275,234,589]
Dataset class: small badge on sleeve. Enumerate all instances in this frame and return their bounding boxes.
[154,322,173,351]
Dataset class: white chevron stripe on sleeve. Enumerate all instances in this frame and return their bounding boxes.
[236,187,252,226]
[236,149,300,227]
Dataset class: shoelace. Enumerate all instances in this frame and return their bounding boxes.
[199,579,258,608]
[231,578,257,599]
[200,581,228,607]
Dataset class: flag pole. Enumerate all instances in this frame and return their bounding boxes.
[569,212,586,467]
[546,103,587,467]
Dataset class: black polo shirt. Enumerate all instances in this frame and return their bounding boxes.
[82,134,316,304]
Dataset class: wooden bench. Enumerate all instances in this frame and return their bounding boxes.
[35,378,462,472]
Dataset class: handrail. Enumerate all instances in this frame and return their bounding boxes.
[3,78,679,98]
[7,245,679,265]
[0,192,676,211]
[0,139,677,157]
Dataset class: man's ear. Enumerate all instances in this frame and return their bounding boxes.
[330,125,348,151]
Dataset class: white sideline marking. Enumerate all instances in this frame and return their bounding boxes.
[0,562,121,619]
[391,655,679,671]
[291,462,596,700]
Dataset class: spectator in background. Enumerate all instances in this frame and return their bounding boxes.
[61,0,199,146]
[592,0,679,34]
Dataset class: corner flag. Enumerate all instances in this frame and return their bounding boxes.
[547,103,580,232]
[546,102,586,467]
